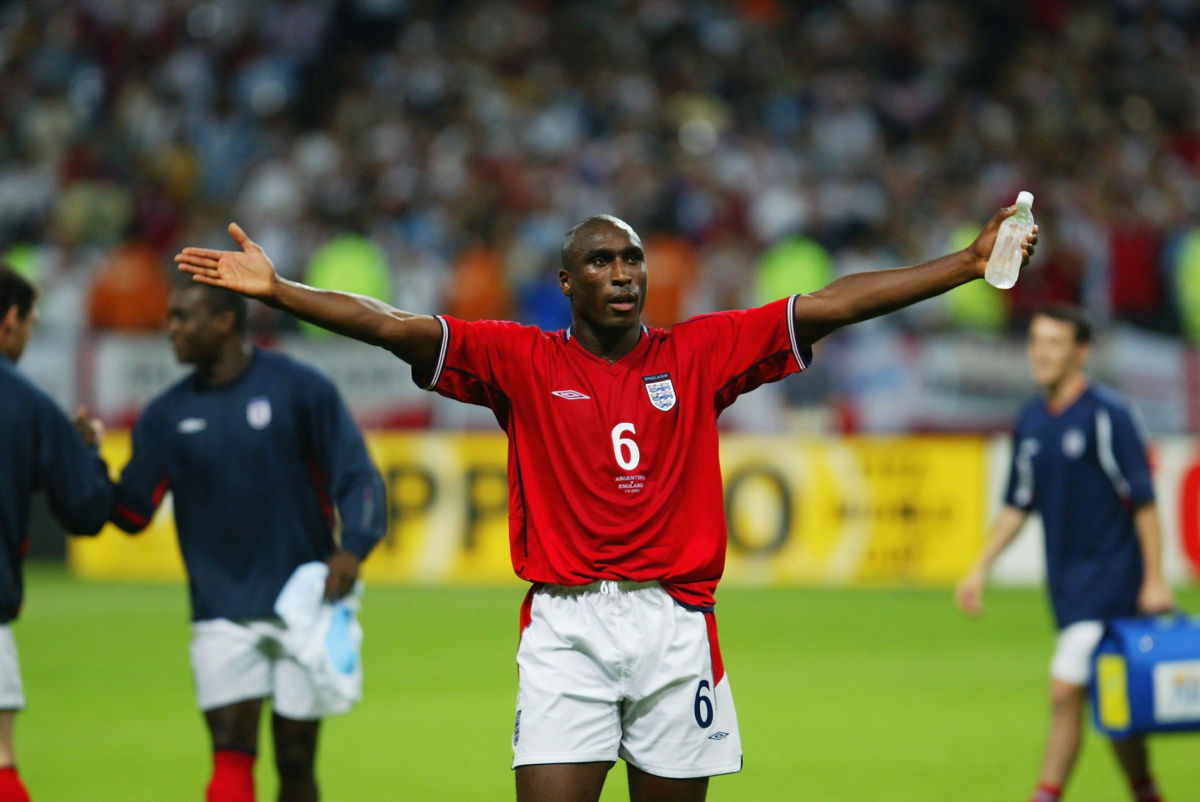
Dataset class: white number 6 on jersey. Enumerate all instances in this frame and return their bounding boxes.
[611,422,640,472]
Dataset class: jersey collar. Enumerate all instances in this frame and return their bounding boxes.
[564,325,650,368]
[1043,377,1091,417]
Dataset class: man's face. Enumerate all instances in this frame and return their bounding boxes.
[1027,315,1087,390]
[0,305,36,362]
[559,219,648,332]
[167,286,229,365]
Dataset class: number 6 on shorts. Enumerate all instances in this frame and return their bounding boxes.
[694,679,714,728]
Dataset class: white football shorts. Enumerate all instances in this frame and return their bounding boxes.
[0,625,25,711]
[512,581,743,779]
[1050,620,1105,686]
[190,618,340,720]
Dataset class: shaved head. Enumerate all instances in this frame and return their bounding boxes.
[561,215,642,271]
[175,281,248,334]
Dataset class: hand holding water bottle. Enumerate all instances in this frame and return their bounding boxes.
[983,192,1038,289]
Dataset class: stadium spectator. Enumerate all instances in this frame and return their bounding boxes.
[1008,241,1086,327]
[5,1,1197,353]
[956,305,1176,802]
[0,264,112,802]
[173,204,1035,801]
[444,244,514,322]
[639,234,697,327]
[109,282,387,802]
[1169,226,1200,342]
[86,238,170,330]
[1108,221,1168,332]
[299,233,392,338]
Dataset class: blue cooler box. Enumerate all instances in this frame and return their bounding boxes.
[1090,614,1200,737]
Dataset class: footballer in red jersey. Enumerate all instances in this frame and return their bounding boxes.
[176,209,1037,802]
[424,297,809,611]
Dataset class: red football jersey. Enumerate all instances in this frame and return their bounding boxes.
[422,295,810,609]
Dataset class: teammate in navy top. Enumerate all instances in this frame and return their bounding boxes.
[111,283,386,802]
[956,306,1174,802]
[176,208,1036,802]
[0,264,112,802]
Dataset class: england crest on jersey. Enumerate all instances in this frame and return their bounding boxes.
[1062,427,1086,459]
[246,396,272,430]
[643,372,677,412]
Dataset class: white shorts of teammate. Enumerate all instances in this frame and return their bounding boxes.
[0,626,25,711]
[1050,620,1105,686]
[513,581,743,779]
[190,618,350,720]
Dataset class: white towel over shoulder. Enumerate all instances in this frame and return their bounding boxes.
[274,561,364,717]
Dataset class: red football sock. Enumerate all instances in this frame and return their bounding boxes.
[206,750,255,802]
[1131,776,1162,802]
[1030,781,1062,802]
[0,767,31,802]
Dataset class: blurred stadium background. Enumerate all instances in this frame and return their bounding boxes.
[5,0,1200,799]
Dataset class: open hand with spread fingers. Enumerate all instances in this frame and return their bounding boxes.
[174,223,278,299]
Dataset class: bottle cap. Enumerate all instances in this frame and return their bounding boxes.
[1016,191,1033,208]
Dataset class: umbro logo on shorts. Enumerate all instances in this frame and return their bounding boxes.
[707,731,729,740]
[551,390,591,400]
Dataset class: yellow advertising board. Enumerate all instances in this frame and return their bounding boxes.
[718,436,986,584]
[72,433,987,586]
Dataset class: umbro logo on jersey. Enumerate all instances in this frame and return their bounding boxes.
[643,372,677,411]
[708,731,730,740]
[552,390,591,400]
[177,417,207,434]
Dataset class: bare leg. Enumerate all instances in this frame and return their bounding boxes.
[1036,680,1087,790]
[627,763,708,802]
[1109,735,1154,789]
[205,699,264,754]
[204,699,263,801]
[515,762,611,802]
[271,713,320,802]
[0,711,16,768]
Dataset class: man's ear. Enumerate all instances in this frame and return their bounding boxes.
[0,304,18,333]
[217,309,238,336]
[0,305,18,353]
[559,268,572,298]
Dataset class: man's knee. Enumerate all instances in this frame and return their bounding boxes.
[1049,680,1086,714]
[205,700,263,754]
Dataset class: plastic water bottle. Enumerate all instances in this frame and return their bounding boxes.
[984,191,1035,289]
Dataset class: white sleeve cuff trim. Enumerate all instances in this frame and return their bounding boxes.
[424,315,450,390]
[786,295,810,370]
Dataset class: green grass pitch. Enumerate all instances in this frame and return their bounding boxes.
[14,567,1199,800]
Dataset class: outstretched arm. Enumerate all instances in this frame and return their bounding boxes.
[175,224,444,373]
[38,402,113,536]
[792,205,1038,345]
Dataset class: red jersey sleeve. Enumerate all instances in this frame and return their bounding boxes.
[674,295,812,413]
[415,315,542,421]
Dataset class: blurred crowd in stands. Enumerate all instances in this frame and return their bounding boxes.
[2,0,1199,362]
